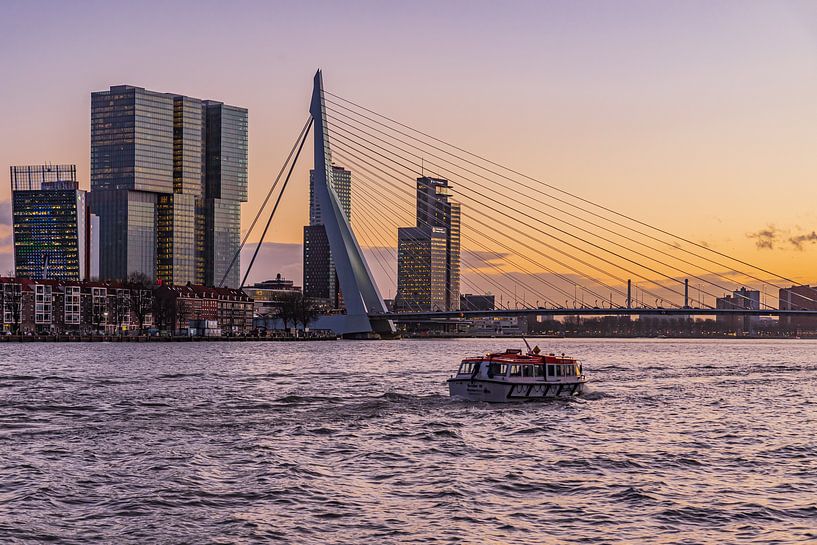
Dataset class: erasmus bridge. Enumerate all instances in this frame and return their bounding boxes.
[227,70,817,336]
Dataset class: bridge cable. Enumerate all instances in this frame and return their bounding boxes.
[329,131,678,307]
[325,92,803,292]
[336,149,570,308]
[327,118,738,308]
[241,117,313,288]
[351,192,505,311]
[331,142,643,307]
[219,116,312,288]
[325,105,777,309]
[349,165,555,309]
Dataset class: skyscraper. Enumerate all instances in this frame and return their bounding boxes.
[396,226,448,311]
[395,176,461,311]
[10,164,92,281]
[89,85,247,287]
[303,165,351,307]
[203,101,249,288]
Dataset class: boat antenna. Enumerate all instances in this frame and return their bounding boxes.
[522,336,532,354]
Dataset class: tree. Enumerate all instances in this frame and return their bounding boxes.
[110,289,130,337]
[127,272,154,335]
[294,295,320,333]
[153,295,173,331]
[277,291,301,331]
[176,297,192,335]
[3,282,22,335]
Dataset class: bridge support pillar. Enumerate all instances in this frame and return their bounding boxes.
[309,70,395,336]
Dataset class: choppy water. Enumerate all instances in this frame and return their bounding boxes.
[1,339,816,544]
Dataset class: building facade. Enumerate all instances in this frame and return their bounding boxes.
[0,277,150,335]
[202,101,249,288]
[303,165,352,307]
[10,164,95,281]
[395,226,447,311]
[779,285,817,331]
[395,176,461,312]
[716,287,761,332]
[89,85,247,287]
[0,276,253,335]
[153,284,253,335]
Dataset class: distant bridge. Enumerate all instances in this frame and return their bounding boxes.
[375,307,817,322]
[234,70,817,336]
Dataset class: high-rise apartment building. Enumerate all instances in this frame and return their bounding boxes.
[303,165,351,307]
[10,164,96,281]
[89,85,247,287]
[395,176,461,311]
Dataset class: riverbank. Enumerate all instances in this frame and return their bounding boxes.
[0,334,339,342]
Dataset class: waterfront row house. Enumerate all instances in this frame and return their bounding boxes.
[0,277,148,335]
[153,284,253,336]
[0,277,252,336]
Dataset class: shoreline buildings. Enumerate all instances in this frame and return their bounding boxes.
[89,85,247,287]
[779,285,817,331]
[9,164,98,281]
[715,287,761,332]
[395,176,461,312]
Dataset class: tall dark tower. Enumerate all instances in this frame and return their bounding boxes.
[303,165,351,308]
[415,176,461,311]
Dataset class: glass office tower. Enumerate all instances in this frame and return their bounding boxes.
[90,86,174,281]
[10,165,88,281]
[202,102,249,288]
[395,176,461,311]
[89,86,247,286]
[395,226,447,311]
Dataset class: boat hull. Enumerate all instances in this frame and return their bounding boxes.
[447,378,585,403]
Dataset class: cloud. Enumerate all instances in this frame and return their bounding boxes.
[461,249,512,271]
[788,231,817,251]
[747,225,779,250]
[0,244,11,276]
[0,201,10,227]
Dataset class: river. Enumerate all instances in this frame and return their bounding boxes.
[1,339,815,544]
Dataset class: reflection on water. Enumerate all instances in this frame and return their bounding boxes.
[0,339,815,544]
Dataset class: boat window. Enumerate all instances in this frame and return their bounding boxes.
[459,362,473,375]
[509,365,522,377]
[547,364,555,376]
[574,365,580,376]
[534,365,544,377]
[556,365,562,377]
[522,365,534,377]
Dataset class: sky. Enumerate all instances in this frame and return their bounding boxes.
[1,0,816,297]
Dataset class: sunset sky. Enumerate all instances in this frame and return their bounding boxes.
[1,0,816,296]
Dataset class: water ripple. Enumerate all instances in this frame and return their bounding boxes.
[0,338,815,544]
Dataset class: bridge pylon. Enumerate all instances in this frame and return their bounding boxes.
[310,70,395,336]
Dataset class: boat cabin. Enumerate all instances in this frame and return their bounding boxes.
[456,351,583,382]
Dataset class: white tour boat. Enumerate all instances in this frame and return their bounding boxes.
[447,346,587,403]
